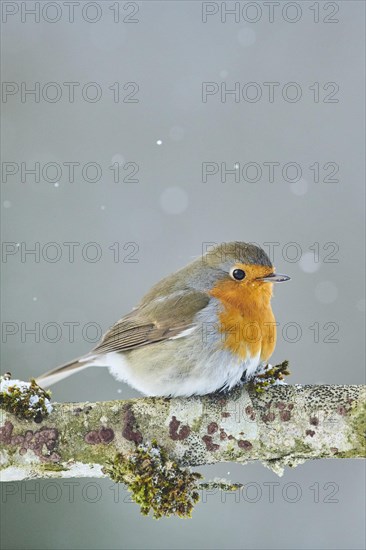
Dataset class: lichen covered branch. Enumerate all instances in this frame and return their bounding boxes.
[1,384,365,484]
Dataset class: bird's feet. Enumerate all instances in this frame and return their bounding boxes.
[249,360,291,393]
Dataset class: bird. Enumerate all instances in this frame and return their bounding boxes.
[36,242,290,396]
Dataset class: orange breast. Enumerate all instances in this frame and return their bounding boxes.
[209,280,276,362]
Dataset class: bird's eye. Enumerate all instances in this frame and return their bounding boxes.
[231,268,246,281]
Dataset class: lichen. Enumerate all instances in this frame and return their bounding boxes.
[262,456,307,476]
[191,417,203,432]
[202,434,220,452]
[84,427,115,445]
[122,404,143,444]
[200,479,243,491]
[222,446,246,462]
[169,416,191,440]
[336,401,366,458]
[0,375,52,422]
[103,440,202,519]
[0,420,60,462]
[41,463,68,472]
[293,438,313,454]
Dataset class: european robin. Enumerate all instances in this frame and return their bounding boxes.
[37,242,290,396]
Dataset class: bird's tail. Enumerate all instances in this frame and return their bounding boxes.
[36,355,100,388]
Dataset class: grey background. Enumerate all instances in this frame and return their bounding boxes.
[1,1,365,549]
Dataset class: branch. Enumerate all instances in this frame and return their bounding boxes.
[1,384,365,482]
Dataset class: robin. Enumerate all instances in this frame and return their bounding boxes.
[36,242,290,396]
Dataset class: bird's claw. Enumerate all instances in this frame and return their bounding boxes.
[250,360,291,393]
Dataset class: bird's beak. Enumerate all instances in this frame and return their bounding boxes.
[256,273,291,283]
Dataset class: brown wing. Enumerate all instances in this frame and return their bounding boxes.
[93,290,210,355]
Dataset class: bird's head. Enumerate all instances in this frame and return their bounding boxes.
[198,242,290,304]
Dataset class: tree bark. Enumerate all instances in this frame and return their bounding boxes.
[1,384,365,481]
